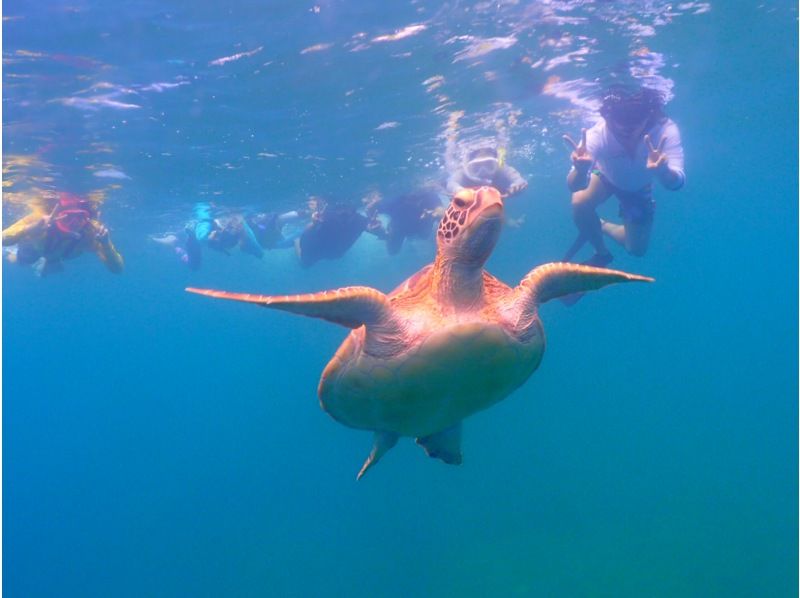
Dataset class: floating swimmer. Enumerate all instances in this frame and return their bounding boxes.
[562,86,686,267]
[294,197,384,268]
[187,187,652,478]
[447,144,528,198]
[560,86,685,304]
[2,192,124,277]
[365,187,444,255]
[246,208,308,250]
[181,202,264,270]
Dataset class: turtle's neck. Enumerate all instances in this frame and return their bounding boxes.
[431,255,485,311]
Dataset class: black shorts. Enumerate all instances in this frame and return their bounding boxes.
[594,170,656,225]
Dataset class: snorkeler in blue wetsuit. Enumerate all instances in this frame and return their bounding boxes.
[153,203,309,270]
[182,203,263,270]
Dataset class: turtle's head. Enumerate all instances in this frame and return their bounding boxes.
[436,186,504,267]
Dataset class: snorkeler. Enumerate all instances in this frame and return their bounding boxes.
[180,203,264,270]
[295,197,385,268]
[447,145,528,199]
[2,192,124,276]
[562,86,685,267]
[246,209,308,251]
[364,187,444,255]
[154,204,308,270]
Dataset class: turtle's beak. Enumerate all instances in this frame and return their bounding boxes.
[453,186,504,267]
[475,186,504,221]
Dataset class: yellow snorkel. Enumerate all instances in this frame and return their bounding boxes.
[497,147,506,169]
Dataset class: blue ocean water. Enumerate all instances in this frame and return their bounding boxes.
[3,1,797,596]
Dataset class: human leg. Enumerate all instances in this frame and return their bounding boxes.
[238,220,264,258]
[620,215,653,257]
[33,257,64,277]
[600,219,626,245]
[570,173,613,259]
[16,242,43,265]
[385,227,404,255]
[611,191,655,257]
[184,226,202,270]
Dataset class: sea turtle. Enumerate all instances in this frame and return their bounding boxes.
[187,187,652,479]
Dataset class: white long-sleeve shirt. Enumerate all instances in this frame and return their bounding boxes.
[581,117,685,192]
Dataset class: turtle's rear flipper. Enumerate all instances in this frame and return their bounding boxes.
[416,423,463,465]
[357,431,399,480]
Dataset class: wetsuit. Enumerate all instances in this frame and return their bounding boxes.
[185,203,263,269]
[247,211,305,250]
[296,204,368,268]
[376,189,442,254]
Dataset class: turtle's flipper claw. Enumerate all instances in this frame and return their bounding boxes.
[356,431,399,480]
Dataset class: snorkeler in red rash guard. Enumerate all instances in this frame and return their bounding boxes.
[562,86,686,268]
[2,192,124,277]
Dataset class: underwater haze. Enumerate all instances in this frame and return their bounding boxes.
[3,1,798,596]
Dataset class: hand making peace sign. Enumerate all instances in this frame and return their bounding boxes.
[644,134,669,171]
[562,128,593,171]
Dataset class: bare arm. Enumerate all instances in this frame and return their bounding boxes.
[2,212,48,245]
[645,128,685,191]
[563,129,594,192]
[497,165,528,197]
[92,223,124,273]
[276,210,304,225]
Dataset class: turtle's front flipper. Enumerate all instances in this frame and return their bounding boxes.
[513,262,653,312]
[416,423,463,465]
[187,286,391,329]
[357,431,399,480]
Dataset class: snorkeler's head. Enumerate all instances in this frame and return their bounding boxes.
[52,193,97,236]
[600,87,664,138]
[307,196,329,219]
[57,192,97,215]
[206,221,239,251]
[464,146,499,181]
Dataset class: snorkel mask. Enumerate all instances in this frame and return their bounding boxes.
[53,210,91,236]
[52,193,95,237]
[464,147,499,181]
[600,87,664,137]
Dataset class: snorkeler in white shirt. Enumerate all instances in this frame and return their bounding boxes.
[562,87,685,267]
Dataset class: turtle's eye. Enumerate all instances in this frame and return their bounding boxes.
[452,189,474,209]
